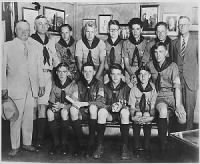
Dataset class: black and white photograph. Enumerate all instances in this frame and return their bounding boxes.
[1,1,199,164]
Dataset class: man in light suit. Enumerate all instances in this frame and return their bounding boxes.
[2,20,45,156]
[171,16,199,130]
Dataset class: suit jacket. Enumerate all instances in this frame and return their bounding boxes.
[171,34,199,90]
[2,37,44,99]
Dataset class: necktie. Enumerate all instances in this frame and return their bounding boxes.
[139,93,146,113]
[110,47,115,65]
[181,38,186,57]
[23,42,28,58]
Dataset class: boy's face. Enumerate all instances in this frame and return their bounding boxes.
[61,26,72,41]
[56,66,68,82]
[156,25,167,42]
[154,45,168,64]
[35,18,49,34]
[83,66,96,82]
[131,24,142,39]
[85,26,96,41]
[110,68,123,85]
[109,24,120,39]
[138,70,151,84]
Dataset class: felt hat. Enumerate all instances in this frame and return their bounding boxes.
[2,97,19,121]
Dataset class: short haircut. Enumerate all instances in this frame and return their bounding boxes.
[155,22,167,31]
[59,24,72,33]
[108,20,120,28]
[128,18,143,28]
[152,42,167,51]
[137,65,151,74]
[109,63,124,75]
[16,19,30,27]
[35,15,47,20]
[84,21,97,30]
[81,62,95,72]
[56,62,69,71]
[179,16,191,22]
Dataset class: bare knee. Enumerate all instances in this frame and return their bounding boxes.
[156,103,168,118]
[70,106,79,121]
[89,104,98,119]
[61,108,69,120]
[120,108,130,124]
[98,108,108,124]
[47,109,54,121]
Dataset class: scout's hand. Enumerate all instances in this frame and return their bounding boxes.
[112,102,122,112]
[38,87,45,97]
[175,104,186,124]
[132,115,142,124]
[2,89,8,100]
[53,102,64,110]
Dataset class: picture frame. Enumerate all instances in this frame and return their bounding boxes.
[119,24,130,40]
[44,6,65,33]
[98,14,113,35]
[163,13,179,36]
[140,5,159,34]
[22,7,39,35]
[82,19,96,27]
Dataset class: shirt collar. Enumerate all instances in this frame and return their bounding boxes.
[181,33,189,44]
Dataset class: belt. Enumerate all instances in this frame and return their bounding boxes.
[43,69,51,72]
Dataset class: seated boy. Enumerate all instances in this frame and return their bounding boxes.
[129,66,157,159]
[69,62,105,157]
[47,62,75,155]
[93,63,131,160]
[147,42,186,157]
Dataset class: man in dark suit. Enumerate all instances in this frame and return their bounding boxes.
[171,16,199,130]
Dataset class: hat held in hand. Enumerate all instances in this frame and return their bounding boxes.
[2,97,19,121]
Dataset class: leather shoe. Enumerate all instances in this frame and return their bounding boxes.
[8,148,20,156]
[22,145,36,152]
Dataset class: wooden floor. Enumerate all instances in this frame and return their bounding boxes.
[1,119,199,163]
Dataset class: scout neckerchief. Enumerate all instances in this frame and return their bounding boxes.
[129,34,144,67]
[108,80,126,104]
[81,77,98,102]
[82,36,100,65]
[137,82,153,113]
[55,77,72,103]
[58,36,75,58]
[153,58,171,92]
[31,33,50,66]
[107,36,121,65]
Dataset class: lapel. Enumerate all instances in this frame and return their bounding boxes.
[184,34,193,58]
[176,37,181,57]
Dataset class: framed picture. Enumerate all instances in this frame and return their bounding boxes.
[82,19,96,27]
[190,7,198,31]
[163,13,179,36]
[44,6,65,33]
[119,24,130,40]
[140,5,159,34]
[22,7,39,35]
[98,14,113,35]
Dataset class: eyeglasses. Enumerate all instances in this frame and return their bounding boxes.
[109,29,119,32]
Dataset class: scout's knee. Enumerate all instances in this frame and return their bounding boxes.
[70,106,79,121]
[156,103,168,118]
[47,109,54,121]
[89,104,98,119]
